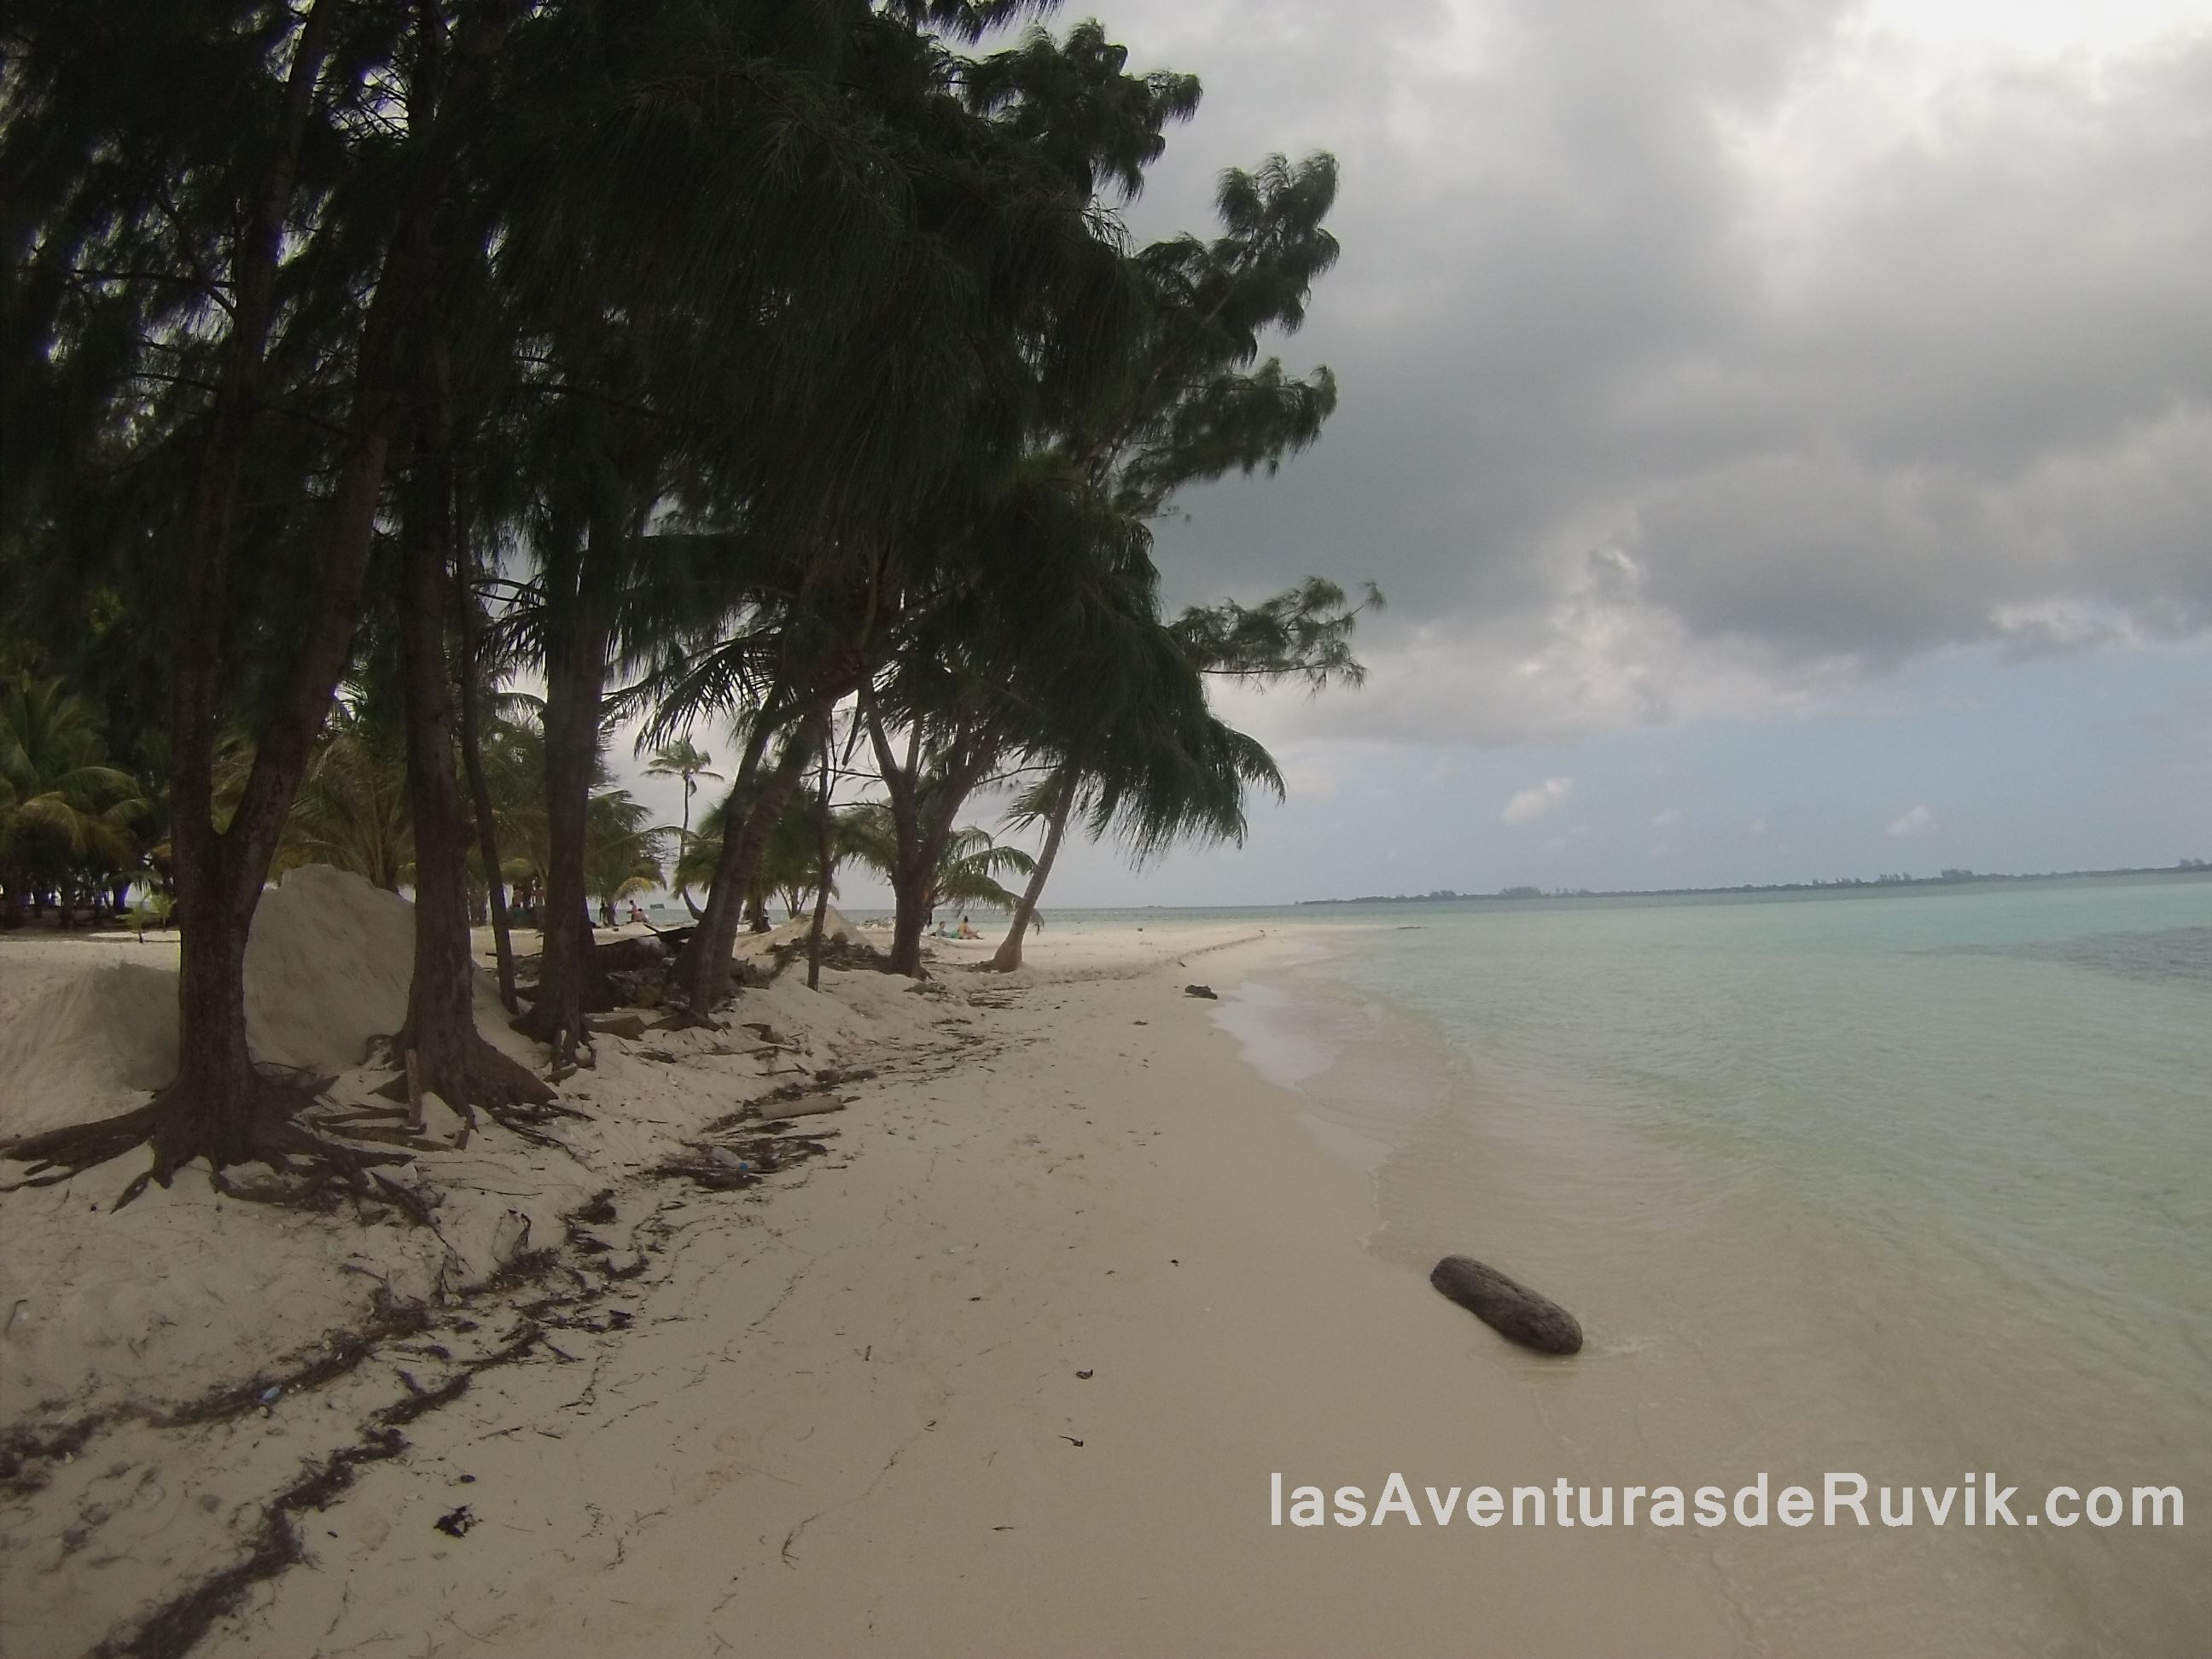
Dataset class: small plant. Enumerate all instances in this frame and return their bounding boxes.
[128,890,175,932]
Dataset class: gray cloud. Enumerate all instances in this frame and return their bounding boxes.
[1102,0,2212,743]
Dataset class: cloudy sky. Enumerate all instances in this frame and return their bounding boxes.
[642,0,2212,906]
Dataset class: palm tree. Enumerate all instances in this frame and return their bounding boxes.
[964,149,1368,972]
[676,782,839,928]
[584,789,668,912]
[271,690,412,893]
[840,803,1035,930]
[0,676,147,928]
[985,579,1378,971]
[644,739,721,898]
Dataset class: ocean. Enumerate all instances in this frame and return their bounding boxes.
[1180,876,2209,1656]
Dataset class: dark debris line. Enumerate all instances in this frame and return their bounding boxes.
[37,1006,1014,1658]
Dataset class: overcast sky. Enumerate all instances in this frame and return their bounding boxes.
[632,0,2212,908]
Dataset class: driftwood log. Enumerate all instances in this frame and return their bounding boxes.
[755,1092,846,1122]
[1429,1255,1582,1354]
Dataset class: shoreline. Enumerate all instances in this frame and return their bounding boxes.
[1214,930,2203,1658]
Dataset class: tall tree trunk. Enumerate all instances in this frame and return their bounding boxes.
[452,507,517,1014]
[674,707,777,1009]
[394,407,478,1105]
[157,2,335,1173]
[166,879,259,1165]
[152,0,519,1181]
[888,778,980,977]
[989,779,1074,972]
[860,699,930,978]
[677,712,822,1012]
[882,797,961,978]
[864,706,998,979]
[675,777,694,896]
[515,523,615,1057]
[806,735,833,990]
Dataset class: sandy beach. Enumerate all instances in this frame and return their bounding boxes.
[13,2,2205,1649]
[2,882,1737,1657]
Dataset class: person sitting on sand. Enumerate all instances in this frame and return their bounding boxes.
[956,915,980,940]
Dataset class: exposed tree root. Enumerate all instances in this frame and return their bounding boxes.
[645,1008,721,1033]
[0,1067,393,1211]
[369,1033,556,1115]
[0,1099,169,1186]
[0,1035,581,1211]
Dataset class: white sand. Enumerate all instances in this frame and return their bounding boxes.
[1,888,1737,1655]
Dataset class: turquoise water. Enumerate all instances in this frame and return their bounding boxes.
[1214,876,2212,1656]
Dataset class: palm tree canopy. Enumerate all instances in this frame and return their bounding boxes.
[585,788,668,906]
[644,740,720,792]
[839,803,1035,913]
[0,675,147,873]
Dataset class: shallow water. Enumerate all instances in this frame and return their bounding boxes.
[1211,876,2212,1656]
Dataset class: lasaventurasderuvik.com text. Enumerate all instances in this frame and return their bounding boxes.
[1269,1472,2183,1529]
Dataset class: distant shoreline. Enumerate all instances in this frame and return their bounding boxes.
[1296,861,2212,906]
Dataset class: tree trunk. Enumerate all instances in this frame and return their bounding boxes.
[887,799,967,978]
[888,874,932,978]
[452,492,517,1014]
[989,781,1073,972]
[455,630,517,1018]
[861,697,932,978]
[150,872,259,1172]
[394,414,479,1106]
[865,707,998,980]
[157,2,337,1165]
[165,218,433,1157]
[151,0,519,1176]
[516,529,614,1057]
[677,713,821,1012]
[674,777,694,899]
[806,735,833,990]
[673,708,776,1007]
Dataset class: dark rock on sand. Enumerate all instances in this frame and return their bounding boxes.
[1184,984,1219,999]
[1429,1256,1582,1354]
